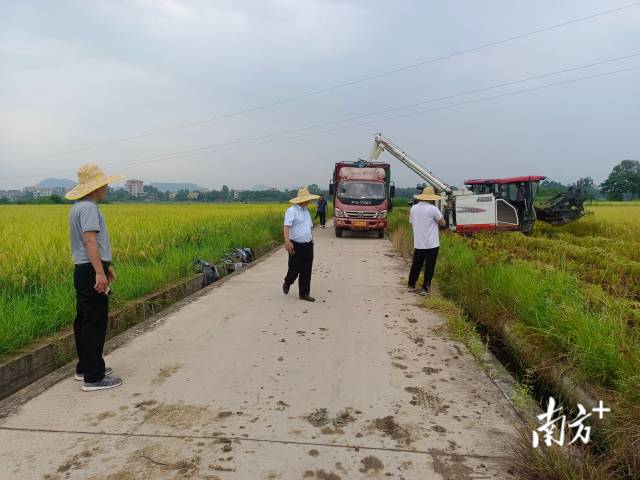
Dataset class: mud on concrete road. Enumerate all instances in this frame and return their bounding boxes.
[0,226,520,479]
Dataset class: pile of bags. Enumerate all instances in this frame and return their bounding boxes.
[194,247,254,287]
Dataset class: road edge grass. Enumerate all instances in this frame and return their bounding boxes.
[0,204,286,360]
[387,210,637,479]
[0,240,284,401]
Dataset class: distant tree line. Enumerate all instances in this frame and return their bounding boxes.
[105,183,328,203]
[0,194,67,205]
[4,160,638,204]
[538,177,601,200]
[538,160,639,201]
[540,160,640,201]
[599,160,640,200]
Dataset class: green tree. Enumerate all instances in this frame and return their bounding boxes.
[576,177,594,190]
[575,177,600,199]
[600,160,640,200]
[175,189,189,201]
[108,187,133,202]
[537,179,567,201]
[539,179,567,192]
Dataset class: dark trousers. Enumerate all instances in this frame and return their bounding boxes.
[284,240,313,296]
[315,211,326,226]
[73,262,109,383]
[515,200,526,224]
[408,247,439,290]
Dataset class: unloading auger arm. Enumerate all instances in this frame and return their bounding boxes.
[370,133,453,196]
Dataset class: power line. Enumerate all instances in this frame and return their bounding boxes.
[103,64,640,170]
[50,1,640,156]
[3,57,638,182]
[92,54,640,169]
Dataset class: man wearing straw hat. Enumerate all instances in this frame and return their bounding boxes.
[283,187,320,302]
[408,186,446,296]
[65,164,124,391]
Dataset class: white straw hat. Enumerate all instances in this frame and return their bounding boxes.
[65,164,124,201]
[413,186,442,201]
[289,187,321,204]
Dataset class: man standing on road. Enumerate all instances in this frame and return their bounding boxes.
[283,187,320,302]
[408,186,446,296]
[315,194,328,228]
[65,165,124,392]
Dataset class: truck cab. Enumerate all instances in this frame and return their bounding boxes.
[329,159,395,238]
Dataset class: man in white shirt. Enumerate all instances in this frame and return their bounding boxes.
[408,186,446,295]
[283,187,320,302]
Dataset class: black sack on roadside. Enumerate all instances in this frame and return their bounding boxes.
[223,247,254,265]
[194,259,219,287]
[240,247,253,263]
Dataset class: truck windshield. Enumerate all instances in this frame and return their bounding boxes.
[338,181,385,200]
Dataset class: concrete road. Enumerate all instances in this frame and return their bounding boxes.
[0,226,520,479]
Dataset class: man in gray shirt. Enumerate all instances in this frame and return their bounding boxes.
[65,164,123,391]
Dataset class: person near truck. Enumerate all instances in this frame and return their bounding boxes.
[315,195,328,227]
[283,187,320,302]
[407,186,446,296]
[65,164,124,392]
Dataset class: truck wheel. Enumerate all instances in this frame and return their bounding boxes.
[335,228,343,238]
[377,229,385,239]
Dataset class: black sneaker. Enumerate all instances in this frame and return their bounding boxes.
[418,288,429,296]
[75,367,113,381]
[283,282,290,294]
[82,376,123,392]
[299,295,315,302]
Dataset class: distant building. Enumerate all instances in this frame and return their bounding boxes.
[52,186,70,196]
[187,191,200,200]
[33,188,53,198]
[124,179,144,196]
[167,191,177,200]
[0,190,23,200]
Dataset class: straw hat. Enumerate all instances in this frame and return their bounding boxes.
[413,186,442,201]
[65,164,124,201]
[289,186,320,204]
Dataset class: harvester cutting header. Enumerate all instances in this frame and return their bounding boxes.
[369,133,585,234]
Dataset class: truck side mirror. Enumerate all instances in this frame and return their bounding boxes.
[329,182,335,196]
[390,185,396,197]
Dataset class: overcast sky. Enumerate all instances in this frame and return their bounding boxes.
[1,0,639,190]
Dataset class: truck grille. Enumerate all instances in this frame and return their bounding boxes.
[345,211,377,219]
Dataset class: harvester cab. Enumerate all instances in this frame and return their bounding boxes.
[464,176,546,233]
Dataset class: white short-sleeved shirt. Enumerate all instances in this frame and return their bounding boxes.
[284,205,313,243]
[409,202,443,249]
